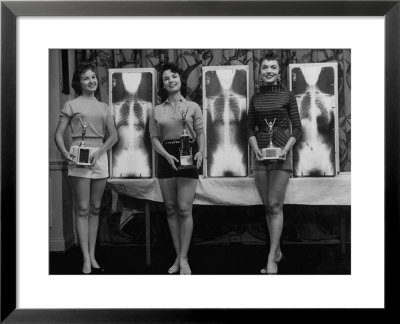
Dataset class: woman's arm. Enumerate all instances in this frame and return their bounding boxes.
[96,116,118,156]
[288,92,302,141]
[249,135,262,160]
[247,97,262,160]
[281,92,302,157]
[194,130,205,169]
[151,136,179,171]
[54,120,76,165]
[281,136,296,157]
[91,114,118,165]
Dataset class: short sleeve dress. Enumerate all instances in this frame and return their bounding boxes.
[59,96,115,179]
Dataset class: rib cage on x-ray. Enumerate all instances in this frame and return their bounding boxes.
[110,70,154,178]
[204,68,248,177]
[289,64,338,177]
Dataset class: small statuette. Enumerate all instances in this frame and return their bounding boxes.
[261,118,286,160]
[178,108,195,170]
[69,117,96,166]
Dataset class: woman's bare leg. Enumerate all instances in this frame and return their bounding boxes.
[88,178,107,269]
[158,178,180,273]
[176,177,198,274]
[266,170,290,273]
[70,176,91,274]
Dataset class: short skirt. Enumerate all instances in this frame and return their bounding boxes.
[68,138,109,179]
[157,139,199,179]
[253,148,293,172]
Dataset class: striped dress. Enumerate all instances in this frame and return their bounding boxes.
[247,84,302,171]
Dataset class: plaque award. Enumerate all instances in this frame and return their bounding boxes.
[178,109,195,169]
[261,118,286,160]
[69,117,96,165]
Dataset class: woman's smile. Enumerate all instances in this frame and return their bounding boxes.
[162,69,182,93]
[260,59,280,85]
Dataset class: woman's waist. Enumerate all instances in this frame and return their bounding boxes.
[257,126,289,133]
[163,138,195,145]
[71,137,103,147]
[256,130,289,147]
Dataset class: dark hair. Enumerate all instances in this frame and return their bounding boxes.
[71,62,96,96]
[260,51,280,68]
[157,63,187,102]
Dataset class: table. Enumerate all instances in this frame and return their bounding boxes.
[108,173,351,265]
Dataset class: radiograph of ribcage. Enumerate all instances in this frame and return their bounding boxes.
[112,72,152,178]
[206,69,247,177]
[292,66,336,176]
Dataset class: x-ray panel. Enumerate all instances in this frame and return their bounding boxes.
[109,68,155,178]
[289,63,339,177]
[203,66,249,177]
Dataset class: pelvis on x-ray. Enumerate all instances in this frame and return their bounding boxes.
[289,63,339,177]
[203,66,249,177]
[109,69,155,178]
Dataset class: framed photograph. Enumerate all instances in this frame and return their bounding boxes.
[2,0,398,322]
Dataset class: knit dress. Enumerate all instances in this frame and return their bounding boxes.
[59,96,114,179]
[247,84,302,171]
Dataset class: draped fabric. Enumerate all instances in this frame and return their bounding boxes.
[76,48,351,171]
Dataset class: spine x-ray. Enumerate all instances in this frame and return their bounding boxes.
[203,66,249,177]
[109,69,155,178]
[289,63,339,177]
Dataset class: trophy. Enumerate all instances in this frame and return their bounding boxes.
[69,117,96,165]
[261,118,286,160]
[178,111,196,169]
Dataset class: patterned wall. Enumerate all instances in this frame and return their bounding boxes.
[71,49,351,245]
[75,48,351,171]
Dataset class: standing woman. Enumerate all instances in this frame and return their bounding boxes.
[247,52,302,274]
[54,62,118,274]
[149,63,205,275]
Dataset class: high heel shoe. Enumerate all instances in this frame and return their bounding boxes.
[91,266,105,274]
[179,261,192,275]
[82,263,92,275]
[260,261,278,275]
[274,251,284,263]
[168,264,179,274]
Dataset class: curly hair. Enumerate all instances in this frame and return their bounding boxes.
[71,62,97,96]
[260,50,280,67]
[157,63,187,102]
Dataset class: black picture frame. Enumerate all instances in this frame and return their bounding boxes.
[1,0,399,322]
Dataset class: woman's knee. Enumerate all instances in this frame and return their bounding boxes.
[268,202,283,216]
[76,204,90,218]
[90,203,101,216]
[164,201,177,216]
[177,205,192,219]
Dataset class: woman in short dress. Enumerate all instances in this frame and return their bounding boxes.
[149,63,205,275]
[54,62,118,274]
[247,52,302,274]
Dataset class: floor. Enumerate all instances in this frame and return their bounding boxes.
[49,241,350,275]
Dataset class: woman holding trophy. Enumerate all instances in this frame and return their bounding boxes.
[247,52,302,274]
[54,62,118,274]
[149,63,205,275]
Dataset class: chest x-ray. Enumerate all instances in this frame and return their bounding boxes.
[289,63,339,177]
[203,66,249,177]
[109,69,155,178]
